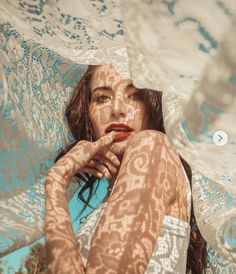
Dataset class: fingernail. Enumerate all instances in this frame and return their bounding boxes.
[111,167,117,173]
[98,173,103,178]
[114,159,120,166]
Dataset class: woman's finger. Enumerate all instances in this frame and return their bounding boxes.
[90,131,117,155]
[90,155,118,174]
[64,132,116,172]
[99,147,120,167]
[54,132,117,182]
[83,166,104,179]
[86,159,112,180]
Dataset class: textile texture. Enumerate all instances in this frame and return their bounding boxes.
[0,0,235,271]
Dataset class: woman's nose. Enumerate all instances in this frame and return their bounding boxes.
[112,98,126,117]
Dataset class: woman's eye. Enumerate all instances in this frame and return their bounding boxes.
[128,92,143,101]
[95,95,110,103]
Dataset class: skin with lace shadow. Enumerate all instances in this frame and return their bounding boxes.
[44,64,187,274]
[86,130,187,273]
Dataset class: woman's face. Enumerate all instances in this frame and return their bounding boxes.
[89,64,149,156]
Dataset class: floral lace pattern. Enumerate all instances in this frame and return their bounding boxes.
[0,1,235,270]
[207,246,236,273]
[122,0,236,182]
[192,170,236,263]
[0,0,129,77]
[0,27,87,255]
[121,0,236,264]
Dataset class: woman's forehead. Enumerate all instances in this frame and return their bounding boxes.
[91,64,132,87]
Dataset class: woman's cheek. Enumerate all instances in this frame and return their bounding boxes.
[125,104,141,122]
[90,105,112,136]
[99,105,112,122]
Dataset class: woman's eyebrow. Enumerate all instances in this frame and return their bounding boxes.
[92,86,112,94]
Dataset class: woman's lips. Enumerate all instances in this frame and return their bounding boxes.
[113,131,131,142]
[105,123,133,133]
[105,123,134,142]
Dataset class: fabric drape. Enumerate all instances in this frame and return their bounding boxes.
[0,0,235,269]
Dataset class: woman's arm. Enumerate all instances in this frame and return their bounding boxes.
[45,132,117,274]
[45,171,85,274]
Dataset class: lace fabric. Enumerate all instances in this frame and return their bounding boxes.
[0,30,87,254]
[122,0,236,182]
[0,1,235,270]
[206,246,236,273]
[121,0,236,264]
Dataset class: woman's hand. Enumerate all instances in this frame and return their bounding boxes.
[45,131,120,273]
[46,131,120,189]
[82,146,120,181]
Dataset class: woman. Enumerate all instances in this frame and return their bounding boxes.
[45,64,207,273]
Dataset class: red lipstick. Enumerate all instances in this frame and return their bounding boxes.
[113,131,131,142]
[105,123,133,142]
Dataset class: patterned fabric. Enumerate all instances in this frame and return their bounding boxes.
[206,246,236,273]
[0,1,235,271]
[0,0,128,76]
[192,170,236,263]
[0,21,87,254]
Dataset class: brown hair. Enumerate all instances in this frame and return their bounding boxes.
[56,65,208,273]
